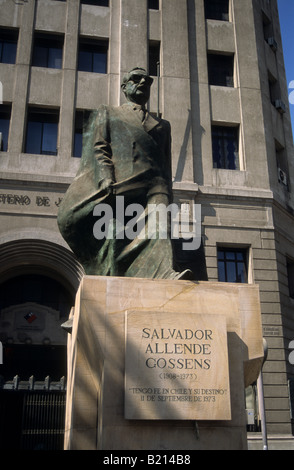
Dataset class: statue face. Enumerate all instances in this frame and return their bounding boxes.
[122,70,153,105]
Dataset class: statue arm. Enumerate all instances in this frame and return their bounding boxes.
[93,106,115,192]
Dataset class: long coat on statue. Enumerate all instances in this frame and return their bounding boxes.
[57,103,186,279]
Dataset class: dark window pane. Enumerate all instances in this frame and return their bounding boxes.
[218,261,226,282]
[212,126,239,170]
[81,0,109,5]
[42,122,58,155]
[25,109,59,155]
[148,0,159,9]
[78,40,108,73]
[1,41,17,64]
[48,47,62,69]
[32,44,48,67]
[237,262,246,283]
[26,121,43,154]
[208,54,234,87]
[204,0,229,21]
[149,42,160,76]
[32,35,63,69]
[0,105,11,151]
[217,248,247,283]
[93,51,107,73]
[74,131,83,158]
[218,250,224,260]
[78,49,92,72]
[0,118,9,151]
[226,261,236,282]
[0,29,18,64]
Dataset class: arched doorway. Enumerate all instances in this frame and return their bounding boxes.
[0,273,73,381]
[0,239,83,450]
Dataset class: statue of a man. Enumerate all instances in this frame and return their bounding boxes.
[57,67,193,280]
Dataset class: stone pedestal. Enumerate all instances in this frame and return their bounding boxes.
[64,276,264,450]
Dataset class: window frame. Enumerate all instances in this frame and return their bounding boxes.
[149,41,160,76]
[0,104,11,152]
[275,140,289,190]
[25,107,59,156]
[78,38,108,74]
[80,0,109,6]
[32,33,64,69]
[148,0,159,10]
[204,0,230,22]
[0,29,18,65]
[212,125,240,170]
[207,53,234,88]
[217,247,248,284]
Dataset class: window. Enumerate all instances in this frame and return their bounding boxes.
[262,12,273,42]
[212,125,239,170]
[276,141,289,189]
[0,29,18,64]
[149,41,160,76]
[268,72,279,105]
[81,0,109,5]
[32,33,63,69]
[148,0,159,9]
[268,73,286,114]
[25,108,59,156]
[207,53,234,87]
[78,38,108,74]
[0,104,11,151]
[204,0,229,21]
[287,259,294,299]
[74,110,91,158]
[263,13,277,51]
[217,248,248,283]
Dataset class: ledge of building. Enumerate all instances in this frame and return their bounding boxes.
[0,172,73,190]
[199,185,274,202]
[248,433,294,450]
[172,181,199,194]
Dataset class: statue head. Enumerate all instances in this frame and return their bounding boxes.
[121,67,154,106]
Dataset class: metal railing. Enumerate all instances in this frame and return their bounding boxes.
[0,376,66,450]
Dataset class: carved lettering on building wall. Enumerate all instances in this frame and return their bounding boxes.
[0,192,63,211]
[0,194,31,205]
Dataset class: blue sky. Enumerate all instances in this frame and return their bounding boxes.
[277,0,294,132]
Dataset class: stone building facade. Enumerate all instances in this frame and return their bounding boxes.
[0,0,293,448]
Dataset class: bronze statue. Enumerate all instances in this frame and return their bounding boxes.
[57,67,193,280]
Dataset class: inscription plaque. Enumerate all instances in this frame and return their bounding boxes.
[125,311,231,420]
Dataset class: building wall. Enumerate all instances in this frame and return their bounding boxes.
[0,0,294,435]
